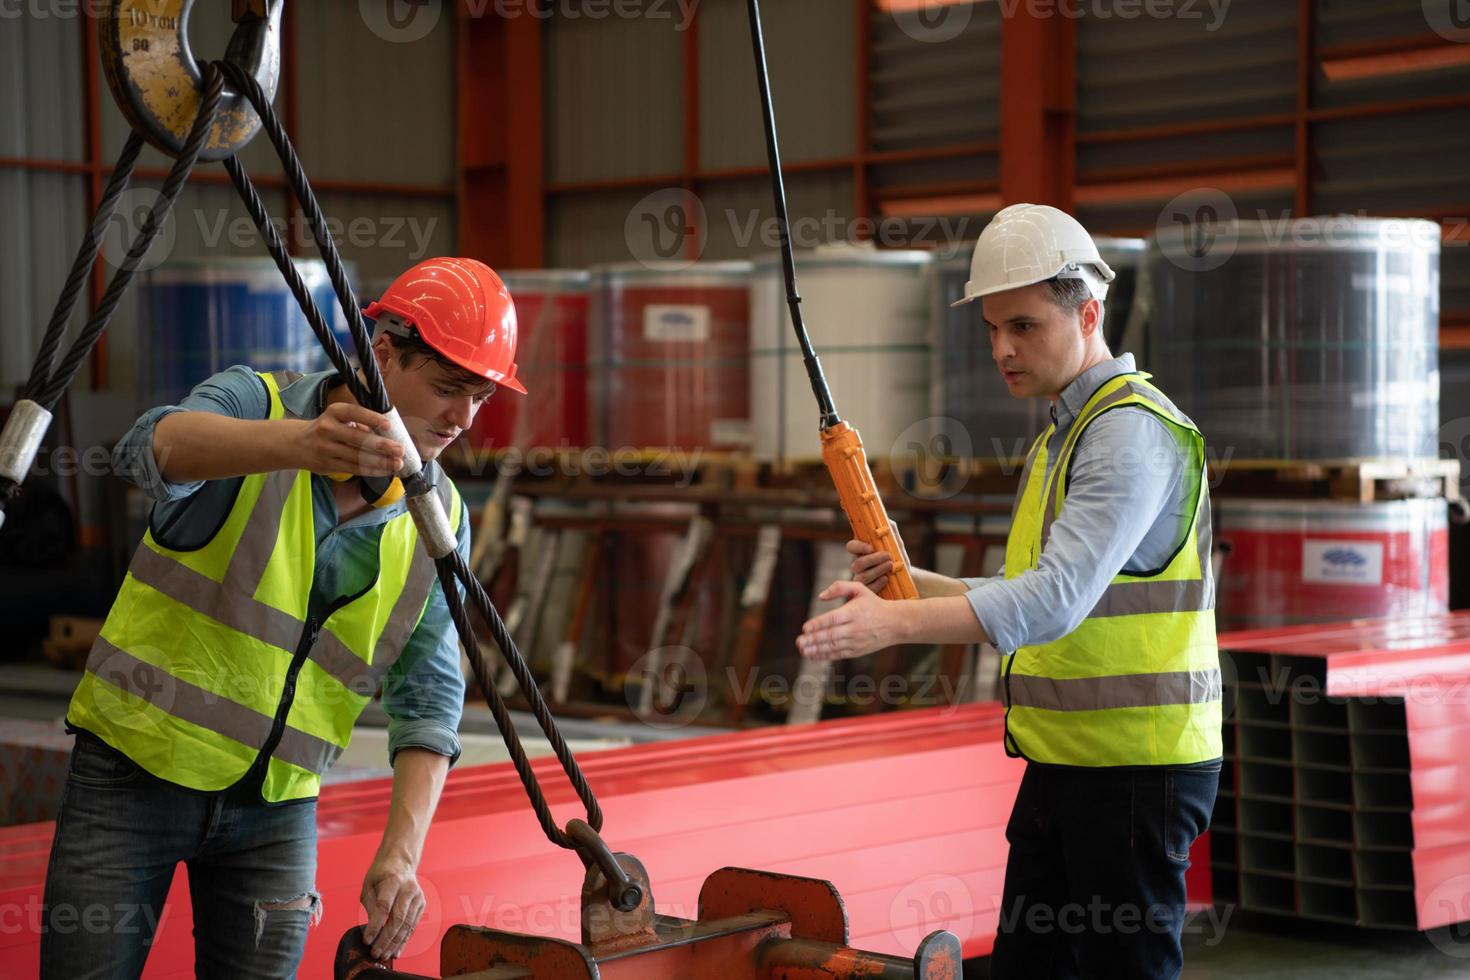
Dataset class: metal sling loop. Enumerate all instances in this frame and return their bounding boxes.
[209,59,631,907]
[0,69,225,530]
[99,0,284,162]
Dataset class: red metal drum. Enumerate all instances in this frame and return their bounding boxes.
[598,505,729,686]
[467,270,590,452]
[1217,499,1449,631]
[589,262,752,456]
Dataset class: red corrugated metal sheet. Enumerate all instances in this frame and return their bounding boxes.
[0,706,1032,978]
[0,691,1234,978]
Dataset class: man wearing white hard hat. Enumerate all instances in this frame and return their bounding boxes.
[798,204,1222,979]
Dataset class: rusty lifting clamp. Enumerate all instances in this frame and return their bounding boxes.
[99,0,283,161]
[334,860,962,980]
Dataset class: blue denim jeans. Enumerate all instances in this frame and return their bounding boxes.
[40,732,321,980]
[990,761,1220,980]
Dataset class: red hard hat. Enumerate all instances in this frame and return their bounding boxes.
[364,257,526,394]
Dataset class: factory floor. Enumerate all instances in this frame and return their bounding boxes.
[963,910,1470,977]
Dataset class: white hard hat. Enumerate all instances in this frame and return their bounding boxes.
[953,203,1116,307]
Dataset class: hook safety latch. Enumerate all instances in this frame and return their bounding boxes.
[99,1,284,162]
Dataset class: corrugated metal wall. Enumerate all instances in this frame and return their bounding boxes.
[548,189,666,268]
[1315,0,1470,109]
[869,0,999,152]
[0,12,85,161]
[544,0,859,265]
[1314,0,1470,315]
[698,0,855,170]
[1076,0,1296,135]
[0,172,89,391]
[867,1,998,250]
[545,0,687,184]
[700,172,856,261]
[1,13,87,391]
[295,3,456,187]
[1074,0,1297,231]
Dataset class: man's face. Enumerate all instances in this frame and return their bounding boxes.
[376,338,496,461]
[981,283,1098,400]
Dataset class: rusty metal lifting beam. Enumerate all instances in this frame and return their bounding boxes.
[336,862,960,980]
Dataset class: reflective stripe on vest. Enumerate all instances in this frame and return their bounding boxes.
[1000,372,1223,767]
[67,371,462,801]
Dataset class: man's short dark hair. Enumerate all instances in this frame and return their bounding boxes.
[383,328,495,393]
[1041,275,1095,314]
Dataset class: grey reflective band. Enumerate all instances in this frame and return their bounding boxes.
[130,544,305,652]
[1039,384,1137,547]
[305,475,452,694]
[1007,668,1222,712]
[308,631,380,697]
[221,470,295,595]
[368,548,442,672]
[309,547,439,695]
[85,638,341,774]
[273,723,342,775]
[1009,432,1048,530]
[1090,576,1211,618]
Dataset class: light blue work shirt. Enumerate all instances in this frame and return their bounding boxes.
[963,353,1197,654]
[112,365,468,766]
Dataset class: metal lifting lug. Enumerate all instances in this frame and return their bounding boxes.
[99,0,284,161]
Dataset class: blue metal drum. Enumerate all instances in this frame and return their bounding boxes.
[140,258,356,407]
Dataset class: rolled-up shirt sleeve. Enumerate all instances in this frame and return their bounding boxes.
[112,365,269,501]
[380,490,471,767]
[966,409,1185,652]
[959,570,1003,591]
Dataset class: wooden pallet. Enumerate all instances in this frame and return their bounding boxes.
[443,444,752,491]
[1208,458,1462,504]
[448,449,1463,509]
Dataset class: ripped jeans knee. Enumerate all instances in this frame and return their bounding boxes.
[252,891,323,948]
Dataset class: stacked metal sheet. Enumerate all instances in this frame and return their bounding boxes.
[1213,612,1470,929]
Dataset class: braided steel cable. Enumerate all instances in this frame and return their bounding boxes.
[210,60,607,853]
[25,132,145,401]
[36,68,226,410]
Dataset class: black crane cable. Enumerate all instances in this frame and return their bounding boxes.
[1,58,609,867]
[0,71,223,508]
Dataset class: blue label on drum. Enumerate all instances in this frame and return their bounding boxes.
[1302,540,1384,586]
[644,305,711,342]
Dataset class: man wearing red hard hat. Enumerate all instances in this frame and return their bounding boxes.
[41,258,520,978]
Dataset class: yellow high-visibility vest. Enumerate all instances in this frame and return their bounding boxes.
[68,371,463,802]
[1001,372,1222,767]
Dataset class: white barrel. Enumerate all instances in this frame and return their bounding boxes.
[750,245,932,463]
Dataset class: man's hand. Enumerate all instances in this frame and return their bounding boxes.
[295,402,404,477]
[360,856,425,961]
[796,580,904,662]
[847,520,911,595]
